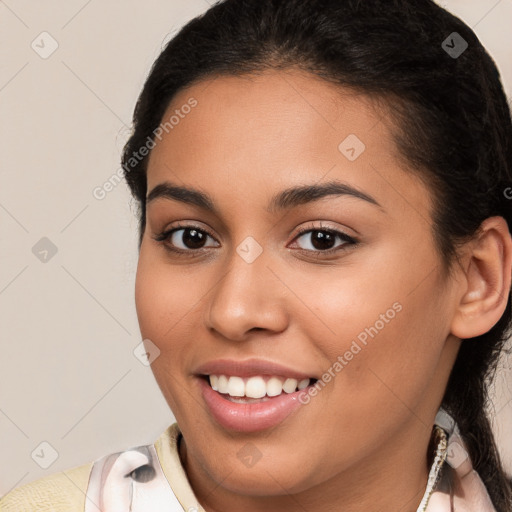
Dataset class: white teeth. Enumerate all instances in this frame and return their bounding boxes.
[245,376,267,398]
[298,378,309,390]
[266,376,284,397]
[217,375,229,394]
[207,375,311,398]
[227,376,245,397]
[282,378,298,394]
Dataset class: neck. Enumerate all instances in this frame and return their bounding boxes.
[179,419,434,512]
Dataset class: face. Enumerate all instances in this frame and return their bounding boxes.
[135,69,462,498]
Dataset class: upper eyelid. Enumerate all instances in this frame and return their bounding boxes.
[162,222,351,236]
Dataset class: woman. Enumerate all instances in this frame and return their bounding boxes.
[2,0,512,510]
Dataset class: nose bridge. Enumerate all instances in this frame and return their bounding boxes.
[205,236,287,339]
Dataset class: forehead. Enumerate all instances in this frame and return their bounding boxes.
[146,69,433,223]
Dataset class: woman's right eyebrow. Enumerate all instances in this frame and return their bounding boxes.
[146,180,385,215]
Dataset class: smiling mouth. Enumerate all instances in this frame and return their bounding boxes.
[202,374,318,402]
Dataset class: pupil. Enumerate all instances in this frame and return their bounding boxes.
[312,231,334,250]
[184,228,206,249]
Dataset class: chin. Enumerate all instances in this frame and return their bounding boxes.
[187,431,327,496]
[207,460,315,496]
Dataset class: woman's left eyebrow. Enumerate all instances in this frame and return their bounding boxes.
[146,180,384,214]
[267,180,384,214]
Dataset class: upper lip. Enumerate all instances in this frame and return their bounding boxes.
[194,358,316,380]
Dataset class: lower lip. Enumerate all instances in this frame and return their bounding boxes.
[198,378,307,432]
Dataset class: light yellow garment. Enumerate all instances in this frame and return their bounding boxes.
[0,461,93,511]
[0,424,202,512]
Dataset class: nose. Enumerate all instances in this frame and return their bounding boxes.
[204,244,289,341]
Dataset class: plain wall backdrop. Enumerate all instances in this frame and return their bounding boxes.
[1,0,512,496]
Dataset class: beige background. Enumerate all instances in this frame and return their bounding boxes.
[1,0,511,496]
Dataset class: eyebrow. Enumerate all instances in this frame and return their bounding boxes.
[146,180,383,214]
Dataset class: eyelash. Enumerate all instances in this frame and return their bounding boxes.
[152,222,358,258]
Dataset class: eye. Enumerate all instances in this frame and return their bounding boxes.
[125,464,156,483]
[152,222,219,254]
[153,222,357,258]
[290,224,357,255]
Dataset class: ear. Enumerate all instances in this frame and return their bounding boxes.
[451,216,512,339]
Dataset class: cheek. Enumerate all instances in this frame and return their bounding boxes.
[134,253,190,410]
[134,248,208,392]
[306,246,449,421]
[325,281,449,431]
[135,247,196,340]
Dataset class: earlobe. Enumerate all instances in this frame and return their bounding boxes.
[450,216,512,340]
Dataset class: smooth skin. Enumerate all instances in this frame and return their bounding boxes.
[134,69,512,512]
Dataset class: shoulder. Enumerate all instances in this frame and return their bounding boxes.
[0,461,93,512]
[0,424,191,512]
